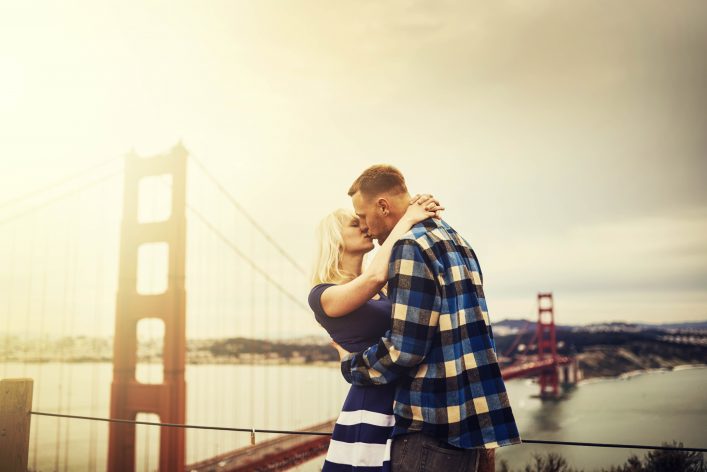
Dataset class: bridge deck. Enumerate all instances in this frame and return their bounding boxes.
[501,356,573,380]
[185,420,335,472]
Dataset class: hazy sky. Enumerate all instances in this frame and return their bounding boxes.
[1,0,706,338]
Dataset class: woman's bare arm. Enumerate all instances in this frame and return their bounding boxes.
[320,195,444,317]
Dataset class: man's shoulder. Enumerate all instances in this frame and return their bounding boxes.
[401,218,458,247]
[398,219,477,266]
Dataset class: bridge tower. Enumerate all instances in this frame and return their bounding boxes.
[536,292,559,399]
[108,144,188,471]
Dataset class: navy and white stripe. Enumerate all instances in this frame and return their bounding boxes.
[307,278,397,470]
[322,384,395,471]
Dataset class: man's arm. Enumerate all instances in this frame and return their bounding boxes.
[340,239,441,386]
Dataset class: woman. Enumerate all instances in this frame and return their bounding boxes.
[308,194,443,471]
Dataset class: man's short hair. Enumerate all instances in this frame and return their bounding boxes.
[348,164,408,198]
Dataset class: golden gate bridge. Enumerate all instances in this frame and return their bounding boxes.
[0,144,580,471]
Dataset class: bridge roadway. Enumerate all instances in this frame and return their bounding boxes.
[185,358,573,471]
[186,419,335,472]
[500,356,573,380]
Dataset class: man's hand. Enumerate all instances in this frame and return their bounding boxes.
[331,340,351,361]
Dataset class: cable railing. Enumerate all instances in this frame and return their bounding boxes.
[26,410,707,453]
[3,377,705,472]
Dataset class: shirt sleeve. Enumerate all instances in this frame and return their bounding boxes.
[340,239,441,386]
[308,283,335,323]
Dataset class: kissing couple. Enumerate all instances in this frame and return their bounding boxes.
[308,165,522,472]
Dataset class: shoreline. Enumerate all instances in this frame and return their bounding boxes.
[574,363,707,386]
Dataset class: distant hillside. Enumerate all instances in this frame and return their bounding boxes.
[642,320,707,330]
[491,319,707,378]
[190,320,707,378]
[12,318,703,377]
[206,337,337,363]
[493,318,707,334]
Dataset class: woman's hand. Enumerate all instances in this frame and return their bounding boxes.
[404,193,445,225]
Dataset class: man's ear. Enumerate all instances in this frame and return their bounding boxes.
[377,198,390,216]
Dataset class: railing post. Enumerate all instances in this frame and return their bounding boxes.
[0,378,34,472]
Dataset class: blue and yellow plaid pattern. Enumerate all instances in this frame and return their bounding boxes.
[341,218,522,449]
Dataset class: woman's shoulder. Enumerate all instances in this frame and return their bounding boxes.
[307,283,335,315]
[309,283,335,297]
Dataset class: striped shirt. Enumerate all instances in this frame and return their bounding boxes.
[340,218,522,449]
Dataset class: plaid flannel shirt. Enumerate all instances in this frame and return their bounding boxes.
[341,218,522,449]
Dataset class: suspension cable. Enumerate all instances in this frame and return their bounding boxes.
[0,156,121,210]
[0,171,121,227]
[187,152,307,275]
[187,203,308,310]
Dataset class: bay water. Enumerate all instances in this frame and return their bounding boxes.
[2,363,705,471]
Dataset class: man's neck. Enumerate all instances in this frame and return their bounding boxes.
[386,192,411,227]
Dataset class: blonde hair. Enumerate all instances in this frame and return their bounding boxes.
[311,209,359,286]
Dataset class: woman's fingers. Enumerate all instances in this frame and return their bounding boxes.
[412,201,443,213]
[427,204,445,218]
[410,193,444,220]
[422,198,442,210]
[417,196,438,207]
[411,193,435,205]
[417,193,434,205]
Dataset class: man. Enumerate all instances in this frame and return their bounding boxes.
[333,165,521,471]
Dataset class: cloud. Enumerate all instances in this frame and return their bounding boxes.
[0,0,706,334]
[483,207,707,302]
